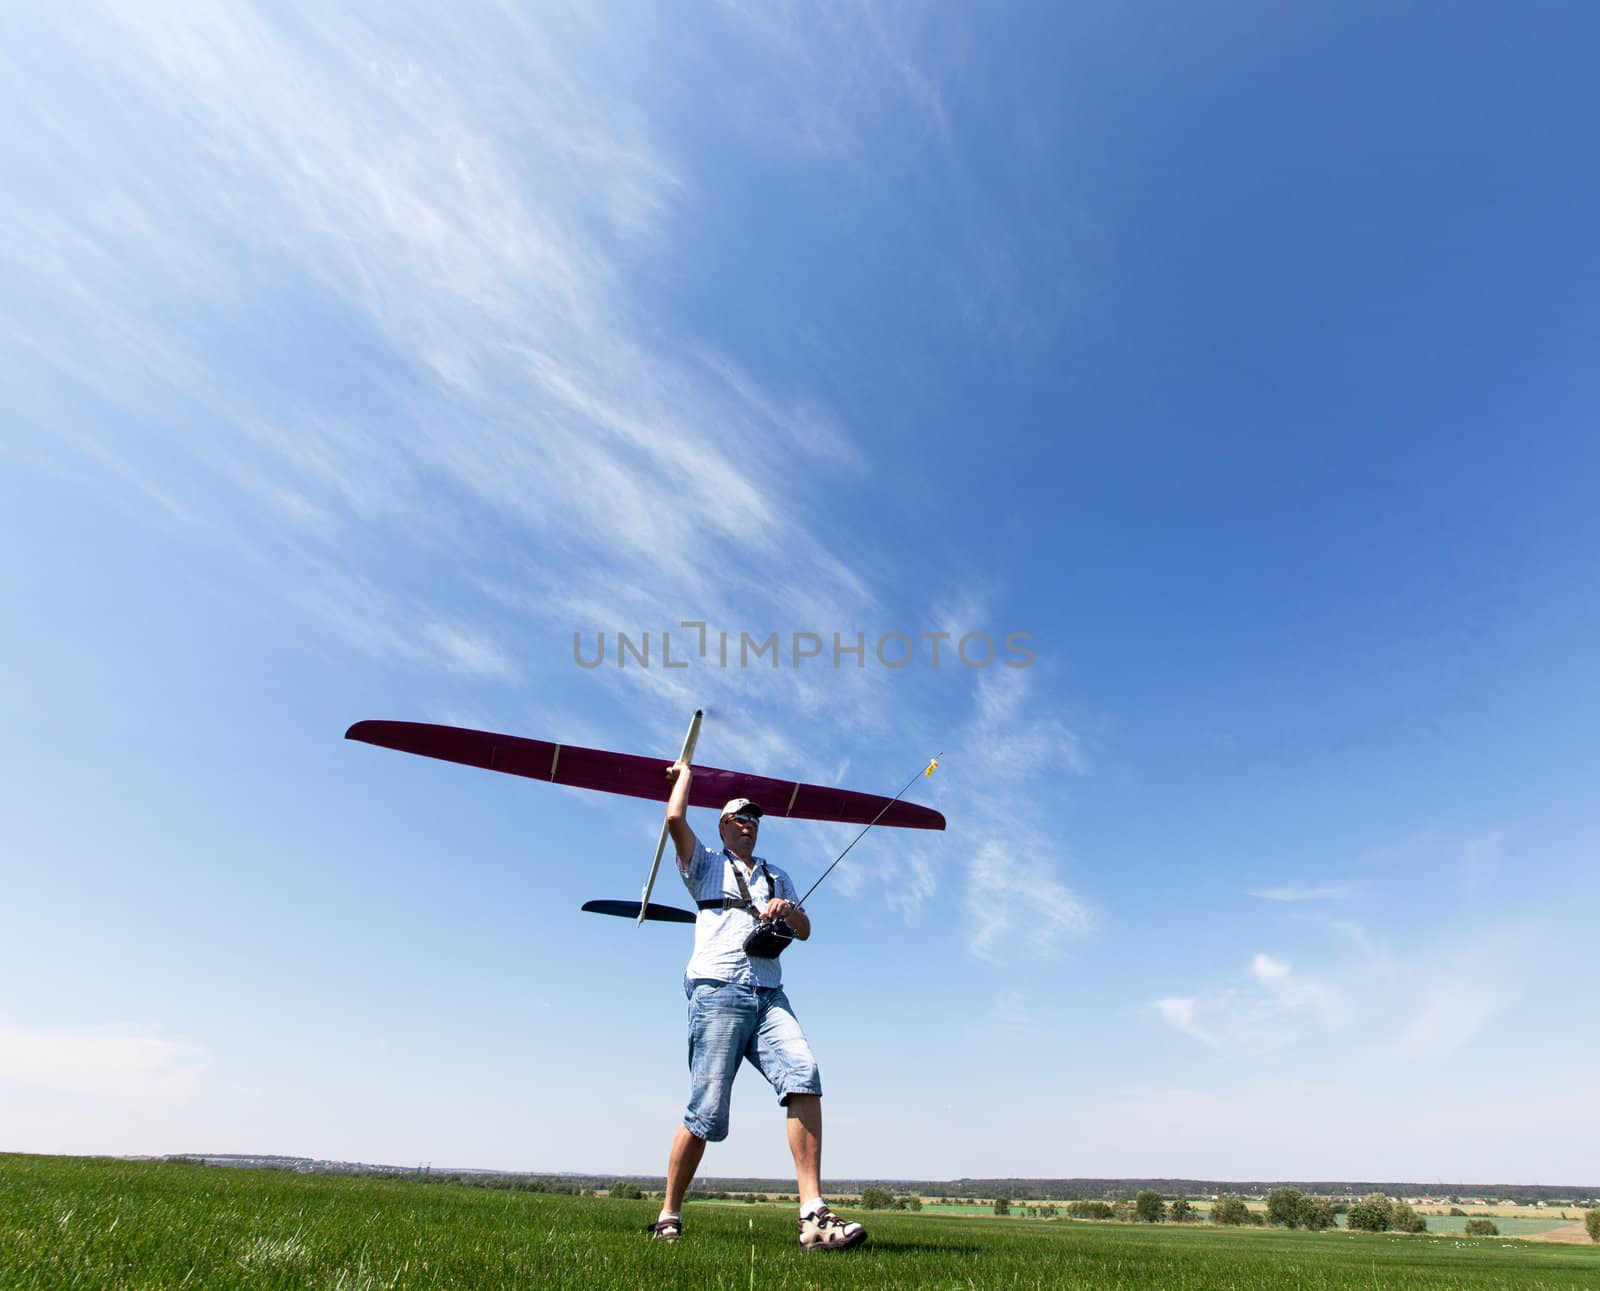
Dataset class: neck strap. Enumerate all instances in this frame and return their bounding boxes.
[728,854,770,914]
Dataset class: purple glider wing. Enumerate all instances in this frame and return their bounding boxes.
[345,720,945,831]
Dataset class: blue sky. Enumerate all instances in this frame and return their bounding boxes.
[3,2,1597,1184]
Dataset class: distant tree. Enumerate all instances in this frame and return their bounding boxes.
[906,1196,923,1212]
[1464,1218,1498,1237]
[1299,1198,1336,1231]
[1585,1209,1600,1243]
[1448,1207,1467,1217]
[1169,1199,1196,1223]
[608,1180,643,1200]
[1135,1191,1166,1223]
[1267,1187,1307,1228]
[1390,1201,1426,1234]
[860,1186,892,1210]
[1210,1197,1250,1226]
[1346,1193,1393,1233]
[1067,1200,1115,1220]
[993,1197,1010,1216]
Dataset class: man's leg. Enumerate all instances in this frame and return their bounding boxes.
[751,990,864,1250]
[653,981,752,1238]
[789,1095,864,1251]
[663,1125,706,1214]
[785,1093,822,1203]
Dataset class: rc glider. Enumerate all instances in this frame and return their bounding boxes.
[345,710,944,924]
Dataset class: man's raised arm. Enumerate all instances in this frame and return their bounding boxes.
[665,760,696,869]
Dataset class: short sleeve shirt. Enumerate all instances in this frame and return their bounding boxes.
[680,835,798,989]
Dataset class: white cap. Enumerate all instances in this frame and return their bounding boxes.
[721,797,763,819]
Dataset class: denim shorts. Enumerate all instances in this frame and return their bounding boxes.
[683,978,822,1142]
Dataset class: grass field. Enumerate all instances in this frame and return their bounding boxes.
[5,1154,1599,1289]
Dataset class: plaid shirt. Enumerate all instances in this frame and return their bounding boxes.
[680,835,799,989]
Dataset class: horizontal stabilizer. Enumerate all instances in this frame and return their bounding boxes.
[345,720,945,830]
[583,899,697,924]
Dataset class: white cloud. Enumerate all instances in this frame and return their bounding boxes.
[989,989,1032,1031]
[1250,884,1353,902]
[1153,996,1215,1046]
[0,1024,207,1099]
[0,2,891,709]
[965,839,1091,961]
[1386,987,1514,1064]
[957,662,1092,946]
[968,666,1087,778]
[1248,952,1289,985]
[1155,926,1525,1067]
[420,620,522,684]
[876,660,1091,959]
[1251,954,1353,1030]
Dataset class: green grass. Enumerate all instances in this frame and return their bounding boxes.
[4,1154,1599,1289]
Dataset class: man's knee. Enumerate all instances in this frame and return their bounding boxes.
[772,1058,822,1103]
[684,1091,733,1141]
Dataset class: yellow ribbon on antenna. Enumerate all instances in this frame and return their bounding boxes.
[924,758,939,777]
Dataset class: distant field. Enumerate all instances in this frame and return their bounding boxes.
[1449,1204,1586,1219]
[915,1202,1579,1239]
[5,1154,1599,1290]
[1415,1215,1577,1238]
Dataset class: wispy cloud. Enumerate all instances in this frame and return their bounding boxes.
[1153,996,1215,1046]
[1152,953,1346,1054]
[989,989,1033,1031]
[710,0,950,159]
[0,3,905,726]
[1249,953,1352,1029]
[1153,927,1526,1066]
[0,1024,207,1099]
[965,840,1093,960]
[420,621,523,684]
[290,570,524,683]
[1250,884,1353,902]
[967,664,1088,779]
[1385,986,1514,1064]
[1,5,1090,970]
[952,665,1093,959]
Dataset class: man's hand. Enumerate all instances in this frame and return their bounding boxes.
[762,898,809,940]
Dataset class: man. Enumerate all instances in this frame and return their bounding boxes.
[647,757,867,1252]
